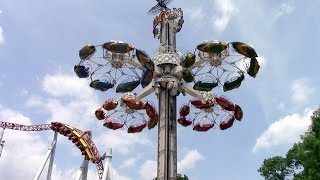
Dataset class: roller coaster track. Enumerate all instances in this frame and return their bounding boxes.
[0,121,104,179]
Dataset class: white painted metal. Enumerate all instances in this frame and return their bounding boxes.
[33,138,57,180]
[102,148,112,180]
[0,128,5,158]
[76,159,89,180]
[46,131,58,180]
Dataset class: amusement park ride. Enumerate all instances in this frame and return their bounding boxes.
[0,0,260,179]
[0,121,113,180]
[73,0,260,179]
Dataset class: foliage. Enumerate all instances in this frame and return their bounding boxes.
[178,174,189,180]
[153,174,189,180]
[258,156,292,180]
[258,108,320,180]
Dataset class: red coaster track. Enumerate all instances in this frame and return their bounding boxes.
[0,121,104,179]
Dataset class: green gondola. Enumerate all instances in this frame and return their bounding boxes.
[223,74,245,92]
[79,44,96,60]
[116,79,140,93]
[193,80,218,91]
[231,42,258,58]
[89,80,114,92]
[141,69,153,88]
[182,69,194,83]
[247,57,260,78]
[102,41,134,54]
[136,49,155,71]
[180,52,196,68]
[74,65,90,78]
[197,40,228,54]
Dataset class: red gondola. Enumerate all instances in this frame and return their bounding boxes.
[215,96,235,111]
[193,123,214,132]
[95,108,106,120]
[103,120,124,130]
[121,97,146,110]
[219,116,235,130]
[147,117,159,130]
[127,123,147,133]
[177,117,192,127]
[234,104,243,121]
[190,99,214,109]
[145,102,157,118]
[102,99,118,111]
[179,105,190,117]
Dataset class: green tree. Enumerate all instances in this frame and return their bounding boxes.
[258,108,320,180]
[178,174,189,180]
[153,174,189,180]
[258,156,292,180]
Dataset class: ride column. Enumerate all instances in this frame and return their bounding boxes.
[0,128,5,158]
[154,9,183,180]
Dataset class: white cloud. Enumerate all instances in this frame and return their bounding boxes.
[26,73,100,129]
[42,74,95,99]
[112,168,132,180]
[252,108,314,153]
[139,160,157,180]
[213,0,238,31]
[51,164,131,180]
[0,106,49,179]
[291,78,315,104]
[185,5,205,24]
[138,149,204,180]
[120,157,138,169]
[273,0,295,20]
[96,130,152,155]
[0,26,4,44]
[178,150,204,172]
[257,56,267,68]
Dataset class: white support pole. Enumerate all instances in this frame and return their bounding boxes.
[82,161,88,180]
[46,131,58,180]
[0,128,5,158]
[75,159,89,180]
[33,136,57,180]
[102,148,112,180]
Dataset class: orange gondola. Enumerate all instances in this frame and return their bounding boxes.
[190,99,214,109]
[193,123,214,132]
[177,117,192,127]
[145,102,158,118]
[219,115,235,130]
[95,108,106,120]
[234,104,243,121]
[127,123,147,133]
[121,97,146,110]
[179,105,190,117]
[103,120,124,130]
[147,116,159,130]
[215,96,235,111]
[102,99,118,111]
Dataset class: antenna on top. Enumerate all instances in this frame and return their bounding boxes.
[148,0,173,15]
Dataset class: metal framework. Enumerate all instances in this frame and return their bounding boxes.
[74,3,260,180]
[0,121,113,180]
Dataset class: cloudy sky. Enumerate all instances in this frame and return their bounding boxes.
[0,0,319,179]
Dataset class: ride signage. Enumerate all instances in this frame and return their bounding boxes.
[153,8,183,38]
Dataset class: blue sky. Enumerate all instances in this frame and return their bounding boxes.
[0,0,319,179]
